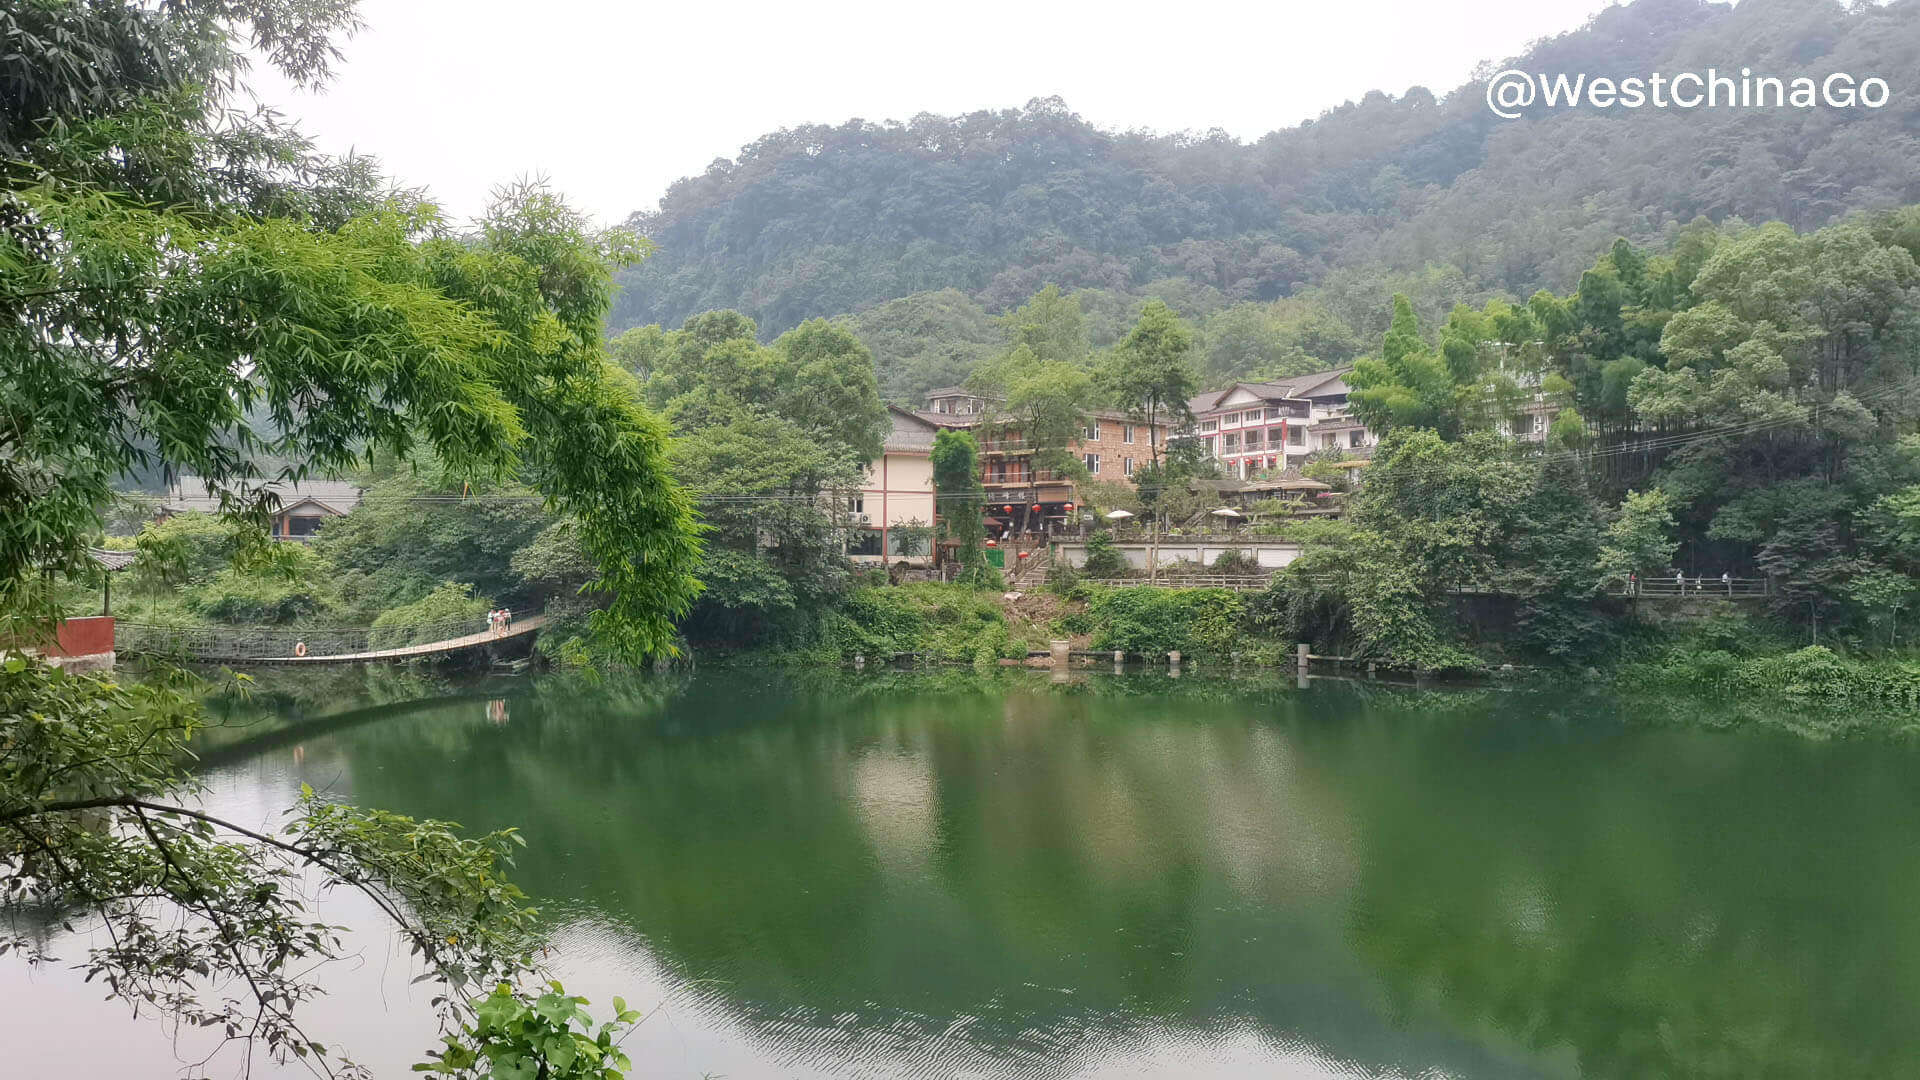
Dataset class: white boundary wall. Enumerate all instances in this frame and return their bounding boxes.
[1053,538,1302,571]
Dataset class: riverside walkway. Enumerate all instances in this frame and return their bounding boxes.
[115,615,546,665]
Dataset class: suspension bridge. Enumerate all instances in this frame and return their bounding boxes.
[113,615,546,665]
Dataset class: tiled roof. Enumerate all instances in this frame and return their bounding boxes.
[1189,368,1353,414]
[913,410,981,429]
[166,476,364,516]
[88,547,137,572]
[882,406,942,453]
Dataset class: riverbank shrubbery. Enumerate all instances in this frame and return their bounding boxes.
[814,584,1023,666]
[1640,645,1920,704]
[369,583,492,649]
[1084,587,1245,660]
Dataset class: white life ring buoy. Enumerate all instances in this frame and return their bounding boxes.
[293,641,308,658]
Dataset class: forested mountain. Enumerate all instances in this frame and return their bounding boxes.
[611,0,1920,374]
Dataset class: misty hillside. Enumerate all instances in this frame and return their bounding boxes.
[610,0,1920,339]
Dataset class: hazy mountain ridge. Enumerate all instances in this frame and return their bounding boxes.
[610,0,1920,340]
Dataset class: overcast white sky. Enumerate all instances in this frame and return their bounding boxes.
[251,0,1619,227]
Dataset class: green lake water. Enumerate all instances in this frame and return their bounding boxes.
[13,668,1920,1078]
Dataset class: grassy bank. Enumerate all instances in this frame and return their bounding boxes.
[769,584,1920,727]
[1619,644,1920,705]
[763,582,1264,668]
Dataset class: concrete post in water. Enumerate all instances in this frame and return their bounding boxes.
[853,653,865,669]
[1167,650,1181,670]
[1112,649,1124,664]
[1049,640,1071,668]
[1296,643,1311,674]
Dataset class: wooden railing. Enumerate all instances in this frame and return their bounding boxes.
[1082,575,1273,592]
[1621,578,1770,598]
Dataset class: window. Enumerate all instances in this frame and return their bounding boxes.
[848,495,865,515]
[849,530,882,556]
[1123,457,1134,477]
[1222,433,1240,452]
[1350,429,1366,448]
[1084,453,1101,473]
[889,530,925,556]
[1288,425,1303,446]
[1083,423,1100,441]
[1122,424,1135,444]
[1532,413,1547,434]
[1199,420,1218,433]
[1223,412,1240,426]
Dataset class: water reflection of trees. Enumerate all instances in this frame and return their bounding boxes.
[303,674,1538,1077]
[229,670,1920,1079]
[1335,709,1920,1078]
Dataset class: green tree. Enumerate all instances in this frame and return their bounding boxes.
[772,318,890,461]
[1133,435,1222,529]
[838,288,1002,403]
[1596,489,1678,586]
[931,430,1000,588]
[0,4,693,1074]
[670,409,862,648]
[1347,295,1464,438]
[1098,300,1200,466]
[983,350,1095,480]
[1001,284,1088,366]
[1081,531,1130,578]
[1199,299,1362,383]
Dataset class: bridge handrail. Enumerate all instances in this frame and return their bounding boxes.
[1619,578,1770,597]
[115,615,514,660]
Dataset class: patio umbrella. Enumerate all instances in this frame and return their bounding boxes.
[1209,507,1243,519]
[1104,509,1135,520]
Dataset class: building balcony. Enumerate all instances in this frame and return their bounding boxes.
[984,468,1071,487]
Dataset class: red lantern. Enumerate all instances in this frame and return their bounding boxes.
[1017,551,1030,560]
[1003,504,1013,513]
[1031,504,1042,512]
[985,538,999,547]
[1063,502,1075,511]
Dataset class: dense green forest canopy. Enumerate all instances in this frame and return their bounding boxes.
[610,0,1920,403]
[1258,206,1920,668]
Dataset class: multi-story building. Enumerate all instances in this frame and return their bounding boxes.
[849,406,940,565]
[1185,369,1374,479]
[1496,381,1562,443]
[916,387,1168,535]
[1185,367,1571,482]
